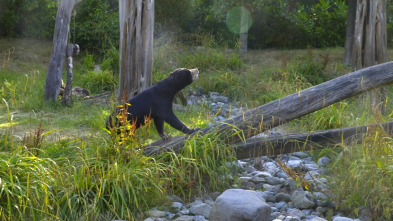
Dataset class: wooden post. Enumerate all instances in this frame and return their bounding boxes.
[119,0,154,102]
[44,0,82,102]
[61,44,80,106]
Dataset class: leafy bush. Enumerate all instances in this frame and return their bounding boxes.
[0,0,57,38]
[73,0,119,53]
[291,50,330,85]
[79,70,118,94]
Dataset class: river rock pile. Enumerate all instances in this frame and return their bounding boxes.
[143,91,368,221]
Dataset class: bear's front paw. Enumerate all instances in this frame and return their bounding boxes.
[189,127,201,134]
[161,134,172,140]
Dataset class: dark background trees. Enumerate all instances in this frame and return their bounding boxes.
[1,0,393,52]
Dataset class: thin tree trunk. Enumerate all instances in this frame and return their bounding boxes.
[343,0,356,66]
[240,0,248,54]
[144,61,393,156]
[44,0,82,102]
[119,0,154,102]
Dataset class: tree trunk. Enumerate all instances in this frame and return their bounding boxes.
[233,121,393,159]
[239,0,248,54]
[119,0,154,102]
[144,61,393,156]
[343,0,357,66]
[44,0,82,102]
[352,0,387,114]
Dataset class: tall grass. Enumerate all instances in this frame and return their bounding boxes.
[329,122,393,220]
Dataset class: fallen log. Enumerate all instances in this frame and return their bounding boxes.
[234,121,393,160]
[144,61,393,156]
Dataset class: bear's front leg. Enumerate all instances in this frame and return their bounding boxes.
[154,117,172,140]
[165,112,200,135]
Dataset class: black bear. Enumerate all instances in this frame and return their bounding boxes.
[106,68,200,140]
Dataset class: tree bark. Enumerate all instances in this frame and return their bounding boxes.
[44,0,82,102]
[144,61,393,156]
[240,0,248,54]
[119,0,154,102]
[352,0,387,114]
[233,121,393,159]
[343,0,357,66]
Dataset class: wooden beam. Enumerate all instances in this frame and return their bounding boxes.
[233,121,393,159]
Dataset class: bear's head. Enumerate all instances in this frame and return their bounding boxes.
[170,68,199,86]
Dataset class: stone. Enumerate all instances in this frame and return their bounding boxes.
[308,216,328,221]
[292,152,309,158]
[266,176,285,185]
[332,217,354,221]
[303,163,319,172]
[286,160,302,169]
[146,208,166,218]
[174,215,194,221]
[318,157,331,167]
[287,208,306,219]
[189,203,211,218]
[275,193,291,202]
[72,86,89,98]
[209,192,221,201]
[290,190,315,209]
[171,202,184,211]
[209,189,271,221]
[252,171,273,178]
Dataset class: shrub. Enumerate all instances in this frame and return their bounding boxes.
[79,70,117,94]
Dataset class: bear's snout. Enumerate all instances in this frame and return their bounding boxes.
[190,68,199,81]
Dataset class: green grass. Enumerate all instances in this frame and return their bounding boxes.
[2,36,393,219]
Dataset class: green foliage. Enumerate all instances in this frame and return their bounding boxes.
[101,46,120,74]
[73,0,119,53]
[294,0,347,48]
[291,50,330,85]
[79,70,118,94]
[0,0,57,38]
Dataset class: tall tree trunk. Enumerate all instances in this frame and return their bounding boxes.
[44,0,82,102]
[239,0,248,54]
[119,0,154,102]
[352,0,387,114]
[343,0,357,66]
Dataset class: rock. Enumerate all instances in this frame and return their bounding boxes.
[174,215,194,221]
[318,157,331,167]
[308,216,328,221]
[287,208,306,219]
[72,86,90,98]
[275,193,291,202]
[211,95,229,103]
[292,152,309,158]
[179,208,190,215]
[266,176,285,185]
[303,163,319,172]
[209,192,221,201]
[252,171,273,178]
[286,160,302,169]
[332,217,354,221]
[146,208,166,218]
[209,189,271,221]
[189,203,211,218]
[172,202,184,211]
[290,190,315,209]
